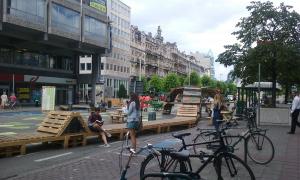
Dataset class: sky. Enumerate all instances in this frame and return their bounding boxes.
[122,0,300,81]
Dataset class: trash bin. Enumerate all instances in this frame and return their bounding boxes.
[148,111,156,121]
[108,100,112,108]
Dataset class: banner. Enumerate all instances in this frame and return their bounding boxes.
[90,0,107,13]
[42,86,56,111]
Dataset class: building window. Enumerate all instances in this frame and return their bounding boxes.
[114,65,116,71]
[84,15,107,40]
[8,0,45,23]
[100,63,104,70]
[106,63,109,70]
[86,63,91,70]
[110,64,113,70]
[80,63,85,70]
[51,3,80,33]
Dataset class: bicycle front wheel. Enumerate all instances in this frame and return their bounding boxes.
[140,153,190,179]
[247,132,274,165]
[213,153,255,180]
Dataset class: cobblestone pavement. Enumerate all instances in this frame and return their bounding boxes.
[3,118,299,180]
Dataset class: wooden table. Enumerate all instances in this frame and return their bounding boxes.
[111,109,125,124]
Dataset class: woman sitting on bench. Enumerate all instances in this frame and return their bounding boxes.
[88,107,112,147]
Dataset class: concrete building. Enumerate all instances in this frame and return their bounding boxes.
[99,0,131,98]
[0,0,110,105]
[190,51,215,78]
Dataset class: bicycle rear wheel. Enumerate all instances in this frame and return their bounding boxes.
[247,132,274,165]
[140,153,190,179]
[212,153,255,180]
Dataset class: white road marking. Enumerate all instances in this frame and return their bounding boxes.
[34,152,73,162]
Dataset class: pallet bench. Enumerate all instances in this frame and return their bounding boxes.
[0,111,198,157]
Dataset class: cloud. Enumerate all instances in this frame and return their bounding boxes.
[123,0,300,80]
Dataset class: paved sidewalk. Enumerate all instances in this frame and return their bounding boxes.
[4,122,300,180]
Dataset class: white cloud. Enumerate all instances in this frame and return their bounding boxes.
[122,0,300,80]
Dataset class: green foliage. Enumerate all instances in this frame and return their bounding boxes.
[200,75,212,87]
[148,74,163,93]
[178,75,185,86]
[216,1,300,107]
[117,84,127,98]
[141,76,149,93]
[185,71,200,86]
[163,73,180,92]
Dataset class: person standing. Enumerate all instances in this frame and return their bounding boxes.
[212,92,223,131]
[9,93,17,108]
[88,107,111,147]
[1,91,8,109]
[126,93,140,151]
[288,91,300,134]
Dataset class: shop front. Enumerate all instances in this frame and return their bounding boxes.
[0,73,76,105]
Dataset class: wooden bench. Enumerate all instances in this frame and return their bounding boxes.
[110,114,125,124]
[0,111,198,157]
[0,111,88,157]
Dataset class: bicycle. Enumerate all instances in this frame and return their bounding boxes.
[142,172,192,180]
[119,131,161,180]
[193,124,274,165]
[140,129,256,180]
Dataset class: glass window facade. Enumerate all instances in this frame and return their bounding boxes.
[84,15,107,41]
[0,48,73,71]
[8,0,45,23]
[51,3,80,34]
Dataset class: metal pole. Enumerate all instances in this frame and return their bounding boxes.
[258,63,261,126]
[139,59,142,81]
[12,74,15,93]
[188,62,190,86]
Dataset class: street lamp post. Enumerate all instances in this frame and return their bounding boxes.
[139,58,142,81]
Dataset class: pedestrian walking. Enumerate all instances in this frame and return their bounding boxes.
[288,91,300,134]
[126,92,140,151]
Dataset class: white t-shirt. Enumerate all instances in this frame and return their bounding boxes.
[1,94,8,102]
[291,95,300,113]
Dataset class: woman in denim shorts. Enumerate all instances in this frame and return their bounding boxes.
[126,93,140,150]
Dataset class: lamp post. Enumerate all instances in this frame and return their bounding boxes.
[139,58,142,81]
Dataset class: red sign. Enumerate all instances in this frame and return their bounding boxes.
[0,73,24,81]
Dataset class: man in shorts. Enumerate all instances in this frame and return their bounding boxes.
[88,107,111,147]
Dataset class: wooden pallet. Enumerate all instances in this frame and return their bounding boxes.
[37,111,82,136]
[177,105,198,117]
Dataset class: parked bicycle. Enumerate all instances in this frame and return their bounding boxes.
[119,131,161,180]
[140,129,256,180]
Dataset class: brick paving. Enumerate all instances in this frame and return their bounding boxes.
[4,119,300,180]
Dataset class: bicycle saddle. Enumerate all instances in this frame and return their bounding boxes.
[170,150,190,161]
[172,132,191,139]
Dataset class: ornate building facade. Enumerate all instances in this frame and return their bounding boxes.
[130,26,215,80]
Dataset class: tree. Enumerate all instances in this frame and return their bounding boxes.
[216,1,300,107]
[163,73,180,92]
[185,71,200,86]
[200,75,213,87]
[148,74,163,94]
[117,84,127,98]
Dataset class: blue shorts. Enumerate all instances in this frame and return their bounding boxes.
[126,121,140,131]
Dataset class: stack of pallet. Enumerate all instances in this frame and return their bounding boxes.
[176,105,198,117]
